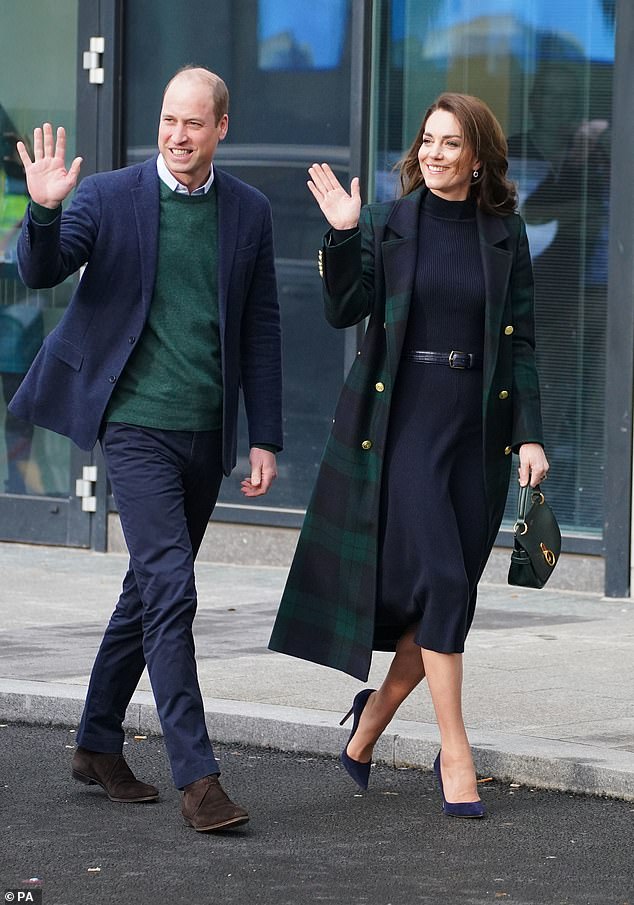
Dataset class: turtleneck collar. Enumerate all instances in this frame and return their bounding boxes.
[423,189,477,221]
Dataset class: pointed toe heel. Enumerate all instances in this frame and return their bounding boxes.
[339,688,376,791]
[340,749,371,790]
[433,752,486,819]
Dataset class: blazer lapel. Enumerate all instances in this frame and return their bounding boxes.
[214,169,239,340]
[477,208,512,392]
[131,159,160,317]
[381,189,422,381]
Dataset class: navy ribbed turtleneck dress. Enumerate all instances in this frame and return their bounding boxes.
[374,190,488,653]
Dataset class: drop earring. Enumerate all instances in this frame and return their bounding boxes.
[472,169,479,179]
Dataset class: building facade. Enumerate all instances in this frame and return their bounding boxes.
[1,0,633,595]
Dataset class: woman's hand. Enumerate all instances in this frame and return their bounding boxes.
[307,163,361,230]
[518,443,549,487]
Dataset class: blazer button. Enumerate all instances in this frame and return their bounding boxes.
[361,439,373,450]
[504,445,512,455]
[498,390,509,400]
[128,336,136,344]
[375,381,385,393]
[109,375,117,383]
[504,325,514,335]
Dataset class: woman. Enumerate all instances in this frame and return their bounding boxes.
[269,93,548,817]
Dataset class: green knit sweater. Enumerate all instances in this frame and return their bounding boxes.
[106,181,222,430]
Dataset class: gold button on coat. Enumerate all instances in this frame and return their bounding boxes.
[498,390,509,400]
[361,440,373,450]
[504,325,514,335]
[375,381,385,393]
[504,445,512,455]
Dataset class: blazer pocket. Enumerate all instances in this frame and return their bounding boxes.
[234,243,256,260]
[49,335,84,372]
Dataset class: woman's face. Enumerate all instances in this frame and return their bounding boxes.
[417,109,480,201]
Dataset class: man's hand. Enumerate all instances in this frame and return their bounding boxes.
[17,123,82,209]
[240,448,278,497]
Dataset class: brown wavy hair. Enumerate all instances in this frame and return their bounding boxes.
[397,93,517,216]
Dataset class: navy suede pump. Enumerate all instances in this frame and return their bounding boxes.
[339,688,376,790]
[433,751,486,818]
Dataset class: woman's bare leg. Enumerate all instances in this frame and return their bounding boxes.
[346,627,426,763]
[421,648,479,803]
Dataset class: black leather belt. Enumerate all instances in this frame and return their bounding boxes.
[402,350,483,370]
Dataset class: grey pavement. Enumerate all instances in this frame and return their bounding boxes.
[3,725,634,905]
[1,542,633,800]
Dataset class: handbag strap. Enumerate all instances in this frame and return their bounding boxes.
[513,484,544,535]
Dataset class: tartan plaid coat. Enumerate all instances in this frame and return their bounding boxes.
[269,187,544,681]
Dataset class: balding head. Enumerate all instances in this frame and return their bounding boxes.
[163,66,229,126]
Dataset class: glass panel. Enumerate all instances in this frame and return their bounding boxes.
[123,0,352,512]
[371,0,615,537]
[0,0,78,496]
[258,0,349,70]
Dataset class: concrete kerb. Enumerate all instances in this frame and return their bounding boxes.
[1,678,633,802]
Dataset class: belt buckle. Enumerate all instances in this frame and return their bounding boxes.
[449,350,468,369]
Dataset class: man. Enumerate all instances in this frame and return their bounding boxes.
[12,67,282,832]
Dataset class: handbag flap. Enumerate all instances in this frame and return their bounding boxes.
[517,493,562,583]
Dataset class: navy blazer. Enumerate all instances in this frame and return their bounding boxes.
[10,158,283,474]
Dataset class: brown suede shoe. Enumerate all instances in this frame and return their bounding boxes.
[72,746,159,802]
[181,775,249,831]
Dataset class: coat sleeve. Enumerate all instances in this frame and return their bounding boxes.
[509,216,545,449]
[320,204,379,328]
[17,177,100,289]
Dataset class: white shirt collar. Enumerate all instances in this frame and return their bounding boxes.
[156,153,215,195]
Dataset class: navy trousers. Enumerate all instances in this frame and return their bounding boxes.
[76,423,224,788]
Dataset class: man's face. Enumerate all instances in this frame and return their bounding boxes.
[158,74,228,191]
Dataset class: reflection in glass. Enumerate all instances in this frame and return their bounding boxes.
[0,0,78,497]
[123,0,352,513]
[371,0,614,537]
[507,59,611,530]
[258,0,348,70]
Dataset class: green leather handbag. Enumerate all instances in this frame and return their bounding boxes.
[508,484,561,589]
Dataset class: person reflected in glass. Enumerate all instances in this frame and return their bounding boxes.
[507,61,610,525]
[0,307,42,494]
[270,94,549,817]
[0,106,41,494]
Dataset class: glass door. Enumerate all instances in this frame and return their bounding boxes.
[0,0,99,546]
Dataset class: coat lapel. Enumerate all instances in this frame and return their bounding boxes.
[381,189,422,381]
[214,168,239,340]
[477,208,512,392]
[131,159,160,317]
